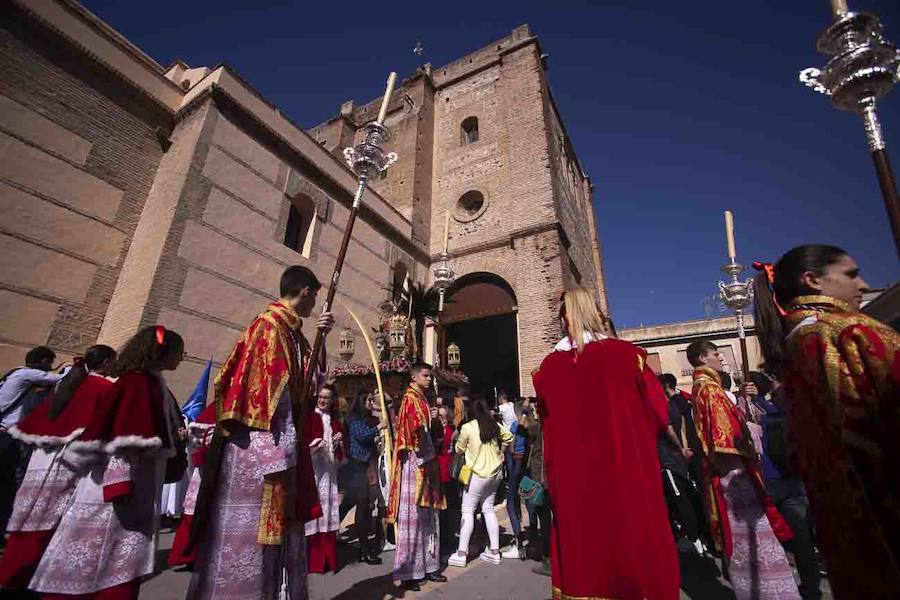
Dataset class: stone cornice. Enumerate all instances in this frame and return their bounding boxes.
[175,66,428,264]
[429,222,557,263]
[12,0,184,111]
[619,315,757,346]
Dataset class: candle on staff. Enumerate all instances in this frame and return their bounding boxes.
[375,72,398,125]
[442,212,450,254]
[830,0,848,18]
[724,210,737,260]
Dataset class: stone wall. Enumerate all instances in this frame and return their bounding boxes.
[0,6,167,370]
[121,100,425,400]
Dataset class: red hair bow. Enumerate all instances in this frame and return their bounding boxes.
[752,261,787,316]
[155,326,166,346]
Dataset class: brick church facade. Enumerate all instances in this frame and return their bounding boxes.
[0,0,607,398]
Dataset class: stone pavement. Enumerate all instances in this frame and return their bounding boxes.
[137,500,829,600]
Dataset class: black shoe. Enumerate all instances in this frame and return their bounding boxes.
[425,573,447,582]
[402,580,421,592]
[360,551,382,565]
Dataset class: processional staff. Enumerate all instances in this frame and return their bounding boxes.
[718,211,753,380]
[298,73,399,409]
[800,0,900,256]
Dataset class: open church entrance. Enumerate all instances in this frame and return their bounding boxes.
[443,272,519,401]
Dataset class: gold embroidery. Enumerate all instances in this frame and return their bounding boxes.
[551,586,644,600]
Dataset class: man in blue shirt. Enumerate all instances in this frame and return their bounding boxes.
[502,399,530,559]
[0,346,64,537]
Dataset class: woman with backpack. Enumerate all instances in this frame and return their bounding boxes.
[447,397,513,567]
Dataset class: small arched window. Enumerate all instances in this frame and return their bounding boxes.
[460,117,479,145]
[283,194,316,257]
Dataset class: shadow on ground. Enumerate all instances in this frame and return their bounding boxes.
[678,550,734,600]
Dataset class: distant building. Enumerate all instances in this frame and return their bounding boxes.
[862,283,899,331]
[0,0,605,398]
[619,315,762,390]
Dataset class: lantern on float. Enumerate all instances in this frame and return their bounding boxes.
[447,342,461,369]
[388,314,408,357]
[338,328,355,362]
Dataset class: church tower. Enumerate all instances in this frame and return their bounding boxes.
[310,25,608,395]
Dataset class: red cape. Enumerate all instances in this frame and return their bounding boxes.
[534,339,679,600]
[73,371,172,454]
[11,375,113,447]
[304,410,345,463]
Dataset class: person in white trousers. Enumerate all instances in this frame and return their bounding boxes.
[448,398,513,567]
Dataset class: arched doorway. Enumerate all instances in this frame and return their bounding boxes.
[442,272,519,400]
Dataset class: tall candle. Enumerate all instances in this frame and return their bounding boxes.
[375,72,397,125]
[442,212,450,253]
[724,211,736,260]
[830,0,848,18]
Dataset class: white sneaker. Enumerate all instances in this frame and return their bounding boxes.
[382,541,396,552]
[447,553,467,567]
[480,551,501,565]
[501,543,521,559]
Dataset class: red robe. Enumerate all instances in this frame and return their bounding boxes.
[690,366,793,558]
[0,374,113,588]
[534,338,679,600]
[783,295,900,599]
[386,384,445,523]
[303,410,345,573]
[168,403,217,568]
[194,300,322,548]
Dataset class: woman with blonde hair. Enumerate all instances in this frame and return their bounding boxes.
[533,285,679,600]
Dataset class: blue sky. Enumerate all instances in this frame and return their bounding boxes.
[84,0,900,328]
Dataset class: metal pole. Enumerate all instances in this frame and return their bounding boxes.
[860,101,900,256]
[800,9,900,256]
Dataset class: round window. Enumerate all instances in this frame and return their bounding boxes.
[454,190,486,222]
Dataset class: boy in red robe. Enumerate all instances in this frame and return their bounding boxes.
[187,266,330,600]
[167,402,217,568]
[533,286,678,600]
[686,339,799,600]
[387,363,446,592]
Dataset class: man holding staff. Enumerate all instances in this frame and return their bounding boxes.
[188,266,333,600]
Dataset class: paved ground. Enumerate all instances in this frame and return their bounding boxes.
[138,501,831,600]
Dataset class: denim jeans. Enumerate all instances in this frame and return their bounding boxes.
[505,453,524,538]
[766,477,822,600]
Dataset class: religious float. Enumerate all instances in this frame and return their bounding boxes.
[330,309,467,414]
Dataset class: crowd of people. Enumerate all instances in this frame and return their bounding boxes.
[0,243,896,600]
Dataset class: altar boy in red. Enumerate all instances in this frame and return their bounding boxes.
[532,286,678,600]
[0,345,116,589]
[29,326,186,600]
[687,339,799,600]
[387,363,446,592]
[187,266,330,600]
[303,385,345,573]
[167,401,217,568]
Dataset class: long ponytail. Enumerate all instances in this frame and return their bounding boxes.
[752,244,848,377]
[49,344,116,420]
[753,271,786,377]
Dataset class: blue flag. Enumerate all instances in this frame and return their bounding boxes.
[182,358,212,422]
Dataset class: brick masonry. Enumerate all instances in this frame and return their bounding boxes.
[0,6,607,401]
[311,26,609,395]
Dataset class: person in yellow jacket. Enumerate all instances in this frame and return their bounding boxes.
[448,397,514,567]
